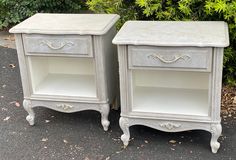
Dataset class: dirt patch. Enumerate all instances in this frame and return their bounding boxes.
[221,85,236,119]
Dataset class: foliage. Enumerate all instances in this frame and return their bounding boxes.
[0,0,87,29]
[224,47,236,86]
[87,0,236,85]
[87,0,142,28]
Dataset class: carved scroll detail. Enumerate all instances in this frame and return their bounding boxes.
[100,104,110,131]
[23,99,35,125]
[210,124,222,153]
[119,117,130,147]
[159,122,181,130]
[56,104,74,111]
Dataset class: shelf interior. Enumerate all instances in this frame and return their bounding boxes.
[132,70,210,116]
[28,56,97,98]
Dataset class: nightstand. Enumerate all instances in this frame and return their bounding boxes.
[10,13,119,131]
[113,21,229,153]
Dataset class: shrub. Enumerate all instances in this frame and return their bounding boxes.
[87,0,236,85]
[87,0,142,28]
[0,0,87,29]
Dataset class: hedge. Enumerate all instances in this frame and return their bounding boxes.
[87,0,236,85]
[0,0,87,29]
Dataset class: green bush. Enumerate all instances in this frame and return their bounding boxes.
[87,0,236,85]
[0,0,87,29]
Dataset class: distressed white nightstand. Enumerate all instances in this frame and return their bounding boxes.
[10,13,119,131]
[113,21,229,153]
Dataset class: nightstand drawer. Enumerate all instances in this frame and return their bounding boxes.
[23,34,93,57]
[128,46,212,71]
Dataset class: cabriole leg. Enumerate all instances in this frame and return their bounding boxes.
[23,99,35,125]
[119,117,130,147]
[101,103,110,131]
[210,123,222,153]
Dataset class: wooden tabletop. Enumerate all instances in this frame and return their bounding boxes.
[10,13,120,35]
[112,21,229,47]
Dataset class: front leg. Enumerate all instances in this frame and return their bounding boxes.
[210,123,222,153]
[119,117,130,147]
[100,103,110,131]
[23,99,35,125]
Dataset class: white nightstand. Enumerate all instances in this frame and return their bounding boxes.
[10,13,119,131]
[113,21,229,153]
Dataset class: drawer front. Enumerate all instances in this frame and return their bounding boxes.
[128,46,212,71]
[23,34,93,57]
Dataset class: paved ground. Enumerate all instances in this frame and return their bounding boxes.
[0,45,236,160]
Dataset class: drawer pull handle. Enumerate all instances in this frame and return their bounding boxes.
[148,54,191,64]
[56,104,74,111]
[40,40,74,50]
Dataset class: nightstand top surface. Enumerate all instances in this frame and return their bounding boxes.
[10,13,120,35]
[112,21,229,47]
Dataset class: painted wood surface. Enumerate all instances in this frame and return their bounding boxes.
[12,14,119,131]
[113,21,229,47]
[128,46,212,71]
[114,21,229,153]
[10,13,120,35]
[23,34,93,57]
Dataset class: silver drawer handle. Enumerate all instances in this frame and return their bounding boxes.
[148,54,191,64]
[40,40,74,50]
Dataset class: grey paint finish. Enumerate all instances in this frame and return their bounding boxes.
[9,13,120,35]
[11,14,119,131]
[128,46,212,71]
[113,21,229,153]
[23,34,93,57]
[113,21,229,47]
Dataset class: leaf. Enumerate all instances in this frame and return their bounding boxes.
[15,102,20,107]
[3,116,10,121]
[9,64,16,68]
[169,140,177,144]
[63,139,68,144]
[9,101,20,107]
[233,96,236,104]
[2,108,7,111]
[214,0,227,13]
[41,138,48,142]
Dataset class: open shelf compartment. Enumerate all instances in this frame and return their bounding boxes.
[28,56,97,98]
[131,70,210,116]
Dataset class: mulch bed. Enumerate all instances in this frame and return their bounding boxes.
[221,85,236,119]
